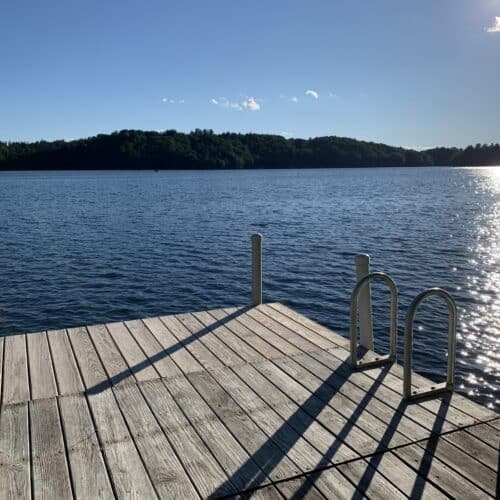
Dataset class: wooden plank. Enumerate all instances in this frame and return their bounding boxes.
[87,389,158,498]
[87,324,135,387]
[140,378,236,498]
[176,312,245,366]
[210,308,284,360]
[47,329,84,396]
[106,322,159,382]
[206,366,331,473]
[253,359,411,453]
[414,432,497,497]
[192,309,265,363]
[142,316,204,374]
[3,334,30,404]
[234,362,359,464]
[30,397,73,499]
[0,402,31,499]
[260,477,327,499]
[277,351,433,442]
[394,440,494,500]
[264,304,483,430]
[67,326,109,392]
[58,395,114,498]
[26,332,57,400]
[443,424,499,470]
[345,452,448,499]
[125,319,182,379]
[231,310,302,357]
[113,383,199,499]
[269,303,497,422]
[465,421,500,450]
[186,370,304,483]
[267,303,349,349]
[258,304,339,350]
[302,348,458,434]
[164,374,273,493]
[160,314,224,370]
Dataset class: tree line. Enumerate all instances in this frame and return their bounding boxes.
[1,129,499,170]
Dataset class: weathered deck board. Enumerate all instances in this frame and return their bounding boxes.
[3,334,29,404]
[59,394,114,499]
[47,329,85,396]
[0,303,498,499]
[26,332,57,400]
[0,402,31,499]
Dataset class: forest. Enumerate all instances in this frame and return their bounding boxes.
[1,129,499,169]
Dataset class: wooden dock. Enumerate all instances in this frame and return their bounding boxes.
[0,303,498,499]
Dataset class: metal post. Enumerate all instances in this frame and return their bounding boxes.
[251,234,262,306]
[355,254,374,350]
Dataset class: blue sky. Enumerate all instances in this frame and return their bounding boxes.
[1,0,499,148]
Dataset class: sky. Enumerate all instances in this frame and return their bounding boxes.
[1,0,499,148]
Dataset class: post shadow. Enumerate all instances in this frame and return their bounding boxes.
[86,306,250,395]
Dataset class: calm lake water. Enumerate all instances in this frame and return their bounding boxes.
[0,167,498,410]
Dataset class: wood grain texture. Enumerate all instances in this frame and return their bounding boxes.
[0,403,31,499]
[125,319,182,379]
[59,394,115,499]
[106,322,159,382]
[192,309,265,363]
[26,332,57,400]
[186,370,303,484]
[3,334,30,404]
[87,323,135,387]
[142,316,204,374]
[30,397,73,499]
[166,373,273,492]
[140,378,235,498]
[161,314,224,370]
[113,383,199,499]
[47,329,84,395]
[87,389,158,498]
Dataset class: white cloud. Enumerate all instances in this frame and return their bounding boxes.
[305,89,319,99]
[161,97,168,103]
[242,97,261,111]
[280,131,292,137]
[486,16,500,32]
[328,91,338,98]
[230,102,243,111]
[291,96,299,103]
[210,96,260,111]
[178,99,185,104]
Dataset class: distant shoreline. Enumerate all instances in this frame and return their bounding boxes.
[2,129,499,170]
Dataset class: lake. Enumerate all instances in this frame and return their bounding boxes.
[0,167,498,410]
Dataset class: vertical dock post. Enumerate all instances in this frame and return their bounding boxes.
[355,254,374,350]
[252,233,263,306]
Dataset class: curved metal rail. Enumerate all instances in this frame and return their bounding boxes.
[403,288,457,400]
[350,272,398,369]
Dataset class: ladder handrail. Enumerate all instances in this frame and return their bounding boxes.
[403,287,457,399]
[350,272,398,368]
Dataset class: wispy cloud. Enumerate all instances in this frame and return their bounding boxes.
[242,97,261,111]
[210,96,261,111]
[291,96,299,103]
[305,89,319,99]
[486,16,500,32]
[162,97,184,104]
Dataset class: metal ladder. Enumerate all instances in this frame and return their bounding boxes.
[349,255,457,400]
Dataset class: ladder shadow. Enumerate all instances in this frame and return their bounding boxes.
[211,360,393,498]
